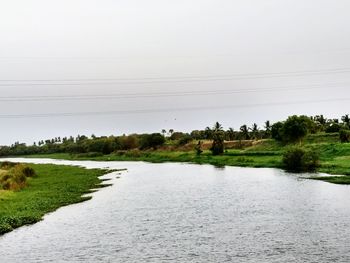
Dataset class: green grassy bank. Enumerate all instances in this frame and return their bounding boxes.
[0,164,107,235]
[20,134,350,184]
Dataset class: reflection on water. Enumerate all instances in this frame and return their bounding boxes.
[0,158,350,263]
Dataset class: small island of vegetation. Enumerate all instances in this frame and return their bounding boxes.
[0,162,107,235]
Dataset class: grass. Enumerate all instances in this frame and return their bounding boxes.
[0,163,107,235]
[20,134,350,184]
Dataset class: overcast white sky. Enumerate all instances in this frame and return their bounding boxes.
[0,0,350,145]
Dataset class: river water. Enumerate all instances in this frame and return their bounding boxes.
[0,158,350,262]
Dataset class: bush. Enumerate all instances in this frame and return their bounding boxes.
[140,133,165,149]
[339,129,350,143]
[75,152,104,158]
[0,162,18,169]
[282,147,319,172]
[194,141,203,156]
[177,135,193,146]
[124,149,142,158]
[326,123,341,133]
[0,164,36,190]
[21,166,36,177]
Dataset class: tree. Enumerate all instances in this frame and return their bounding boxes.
[213,122,223,132]
[226,128,235,141]
[264,120,272,138]
[271,122,284,141]
[161,129,167,137]
[169,129,174,137]
[204,127,213,140]
[195,141,203,156]
[281,115,311,144]
[314,115,327,125]
[210,122,224,155]
[240,125,250,140]
[250,123,259,140]
[341,114,350,128]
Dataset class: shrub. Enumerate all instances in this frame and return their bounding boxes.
[0,164,36,191]
[21,166,36,177]
[326,123,341,133]
[0,162,18,169]
[170,132,186,140]
[283,147,319,172]
[177,135,193,146]
[140,133,165,149]
[125,149,142,158]
[282,147,319,172]
[119,135,139,150]
[194,141,203,156]
[339,129,350,143]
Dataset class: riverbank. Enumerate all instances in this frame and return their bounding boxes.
[0,163,107,235]
[20,137,350,184]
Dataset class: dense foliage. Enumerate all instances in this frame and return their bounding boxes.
[339,129,350,143]
[0,114,349,158]
[282,147,320,172]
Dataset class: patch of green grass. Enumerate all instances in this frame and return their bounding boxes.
[0,164,106,235]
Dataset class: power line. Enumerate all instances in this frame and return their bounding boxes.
[0,67,350,85]
[0,97,348,119]
[0,82,347,102]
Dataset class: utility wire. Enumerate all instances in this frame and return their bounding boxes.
[0,82,347,102]
[0,67,350,85]
[0,97,348,119]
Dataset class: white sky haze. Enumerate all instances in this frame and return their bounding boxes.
[0,0,350,144]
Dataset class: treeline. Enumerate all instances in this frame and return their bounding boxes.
[0,114,349,157]
[0,133,166,156]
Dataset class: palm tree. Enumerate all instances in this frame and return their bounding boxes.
[210,122,225,155]
[205,126,213,139]
[226,128,235,141]
[213,121,223,132]
[240,125,250,140]
[161,129,167,137]
[169,129,174,136]
[249,123,259,140]
[314,115,327,125]
[264,121,271,132]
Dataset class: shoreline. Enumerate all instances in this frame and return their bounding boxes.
[15,151,350,184]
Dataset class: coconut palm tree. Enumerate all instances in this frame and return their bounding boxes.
[226,128,235,141]
[240,125,250,140]
[205,126,213,139]
[161,129,167,137]
[250,123,259,140]
[213,122,223,132]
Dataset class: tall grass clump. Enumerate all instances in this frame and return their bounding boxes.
[0,163,36,191]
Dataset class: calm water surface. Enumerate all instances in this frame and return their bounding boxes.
[0,158,350,262]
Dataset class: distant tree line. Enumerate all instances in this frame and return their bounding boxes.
[0,114,349,157]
